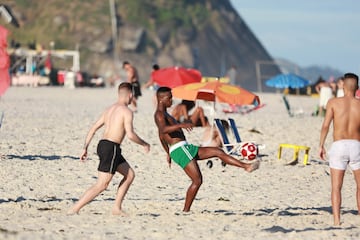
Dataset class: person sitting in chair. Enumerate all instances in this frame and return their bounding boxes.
[201,118,229,147]
[171,100,207,127]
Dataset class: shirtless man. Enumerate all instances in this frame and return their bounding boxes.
[319,72,360,226]
[171,100,207,127]
[68,82,150,215]
[154,87,259,212]
[123,61,141,112]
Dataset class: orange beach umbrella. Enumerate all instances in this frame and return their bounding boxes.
[172,81,260,106]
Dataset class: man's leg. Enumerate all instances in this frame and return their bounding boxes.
[112,162,135,215]
[330,168,345,225]
[197,147,259,172]
[183,160,203,212]
[353,169,360,215]
[68,171,113,214]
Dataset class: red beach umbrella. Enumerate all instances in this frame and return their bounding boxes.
[151,66,202,88]
[0,25,10,96]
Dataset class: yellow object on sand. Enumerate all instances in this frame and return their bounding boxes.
[202,76,229,83]
[278,143,310,165]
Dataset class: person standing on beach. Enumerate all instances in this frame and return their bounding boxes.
[315,80,334,116]
[154,86,259,212]
[123,61,142,112]
[143,64,161,108]
[319,72,360,226]
[68,82,150,215]
[143,64,160,90]
[226,65,237,86]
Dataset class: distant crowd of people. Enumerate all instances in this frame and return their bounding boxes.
[314,75,360,116]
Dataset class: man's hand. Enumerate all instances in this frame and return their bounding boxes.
[80,149,88,162]
[167,154,171,168]
[181,122,193,132]
[319,146,326,160]
[143,142,150,153]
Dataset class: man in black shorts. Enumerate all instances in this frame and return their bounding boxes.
[68,82,150,216]
[123,61,141,112]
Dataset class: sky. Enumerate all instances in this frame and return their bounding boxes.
[230,0,360,74]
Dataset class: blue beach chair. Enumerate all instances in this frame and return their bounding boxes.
[206,118,242,168]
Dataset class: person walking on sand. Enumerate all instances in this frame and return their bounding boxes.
[68,82,150,216]
[123,61,142,112]
[319,72,360,226]
[154,87,259,212]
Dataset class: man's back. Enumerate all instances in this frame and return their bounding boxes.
[329,96,360,141]
[102,103,131,143]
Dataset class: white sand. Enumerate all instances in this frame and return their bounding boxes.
[0,86,359,239]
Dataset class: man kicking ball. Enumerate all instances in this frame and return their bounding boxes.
[154,87,259,212]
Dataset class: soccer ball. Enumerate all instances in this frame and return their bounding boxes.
[240,142,258,160]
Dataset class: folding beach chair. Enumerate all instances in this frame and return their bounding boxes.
[282,95,303,117]
[228,118,241,143]
[206,118,242,168]
[0,111,3,129]
[214,118,242,155]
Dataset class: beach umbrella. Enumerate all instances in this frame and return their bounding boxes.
[265,73,310,89]
[172,81,260,106]
[0,25,10,96]
[151,66,202,88]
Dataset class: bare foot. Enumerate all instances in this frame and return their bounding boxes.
[176,211,193,215]
[112,209,129,217]
[333,220,341,226]
[245,160,260,172]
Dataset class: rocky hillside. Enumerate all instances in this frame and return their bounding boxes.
[2,0,280,91]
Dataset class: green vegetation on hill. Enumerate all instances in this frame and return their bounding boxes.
[3,0,282,91]
[5,0,215,50]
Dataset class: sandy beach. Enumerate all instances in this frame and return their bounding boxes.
[0,86,359,239]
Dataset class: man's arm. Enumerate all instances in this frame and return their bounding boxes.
[80,113,105,161]
[159,136,171,168]
[154,111,192,135]
[124,109,150,152]
[319,100,334,160]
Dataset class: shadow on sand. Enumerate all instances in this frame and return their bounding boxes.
[5,154,78,161]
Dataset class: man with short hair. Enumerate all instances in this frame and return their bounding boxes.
[123,61,141,112]
[68,82,150,216]
[154,86,259,212]
[319,72,360,226]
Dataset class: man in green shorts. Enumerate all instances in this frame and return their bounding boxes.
[154,87,259,212]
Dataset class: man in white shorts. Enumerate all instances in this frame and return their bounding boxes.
[319,72,360,226]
